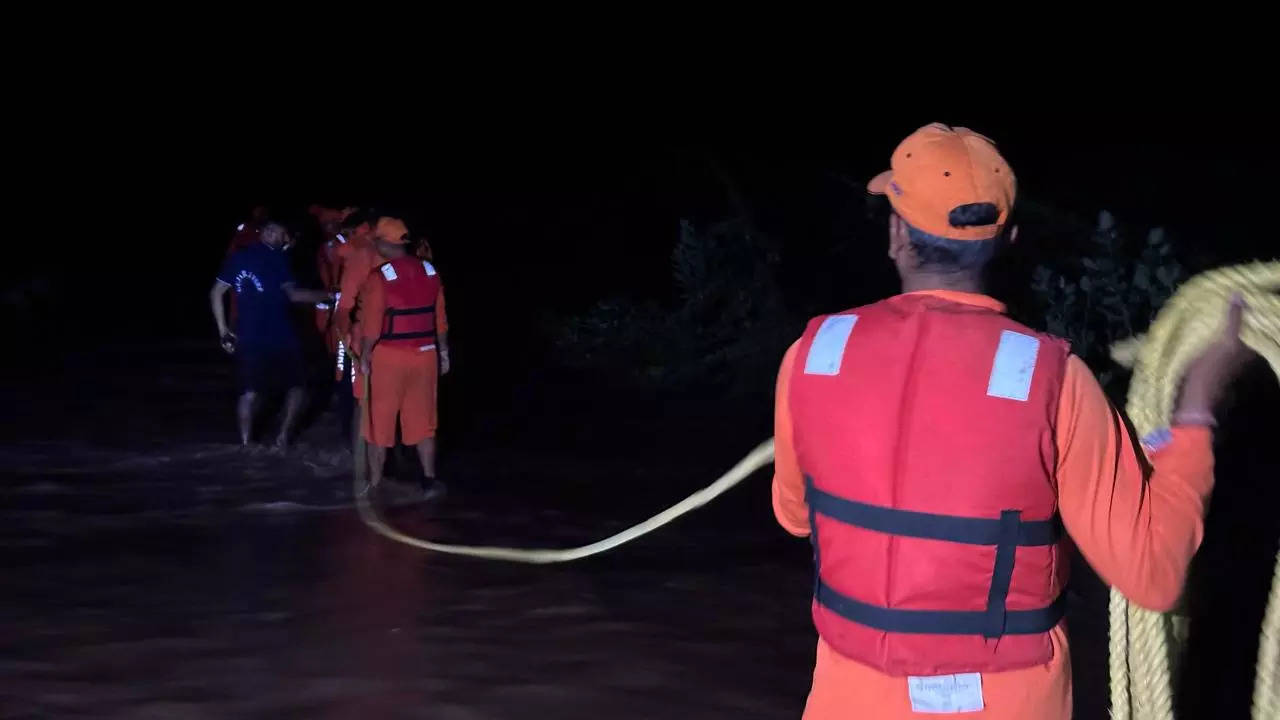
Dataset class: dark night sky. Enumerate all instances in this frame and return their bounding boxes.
[14,104,1272,349]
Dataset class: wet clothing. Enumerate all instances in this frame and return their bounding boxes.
[773,290,1215,720]
[217,242,299,352]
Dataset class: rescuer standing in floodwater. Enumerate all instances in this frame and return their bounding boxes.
[772,123,1257,718]
[210,222,335,449]
[310,206,355,368]
[333,210,382,443]
[357,217,451,497]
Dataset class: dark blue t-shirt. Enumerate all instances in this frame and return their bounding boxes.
[217,242,299,350]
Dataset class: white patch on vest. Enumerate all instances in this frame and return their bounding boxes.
[380,264,398,281]
[418,344,437,352]
[907,673,984,713]
[803,314,858,376]
[422,260,437,276]
[986,330,1040,401]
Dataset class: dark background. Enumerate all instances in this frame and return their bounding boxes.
[13,112,1272,344]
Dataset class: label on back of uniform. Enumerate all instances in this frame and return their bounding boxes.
[907,673,983,713]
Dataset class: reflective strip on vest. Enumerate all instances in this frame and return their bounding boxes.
[807,477,1064,638]
[381,264,398,281]
[803,314,858,376]
[986,330,1040,401]
[422,260,437,276]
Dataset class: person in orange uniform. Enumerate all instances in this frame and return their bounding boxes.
[333,211,383,438]
[357,217,451,496]
[310,208,355,362]
[772,123,1257,719]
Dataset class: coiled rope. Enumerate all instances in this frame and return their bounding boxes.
[1107,261,1280,720]
[352,262,1279,717]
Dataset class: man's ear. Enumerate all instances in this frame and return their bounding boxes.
[888,214,910,261]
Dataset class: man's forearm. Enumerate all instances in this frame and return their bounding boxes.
[287,286,334,305]
[210,283,230,335]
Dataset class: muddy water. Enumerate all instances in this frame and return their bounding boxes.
[0,343,820,718]
[1,457,814,719]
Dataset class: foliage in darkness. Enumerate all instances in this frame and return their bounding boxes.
[556,197,1187,403]
[1030,210,1184,393]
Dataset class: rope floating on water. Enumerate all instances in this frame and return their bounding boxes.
[354,430,775,563]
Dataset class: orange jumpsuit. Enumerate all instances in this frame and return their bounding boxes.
[314,236,345,353]
[359,276,449,447]
[773,290,1215,720]
[335,241,384,399]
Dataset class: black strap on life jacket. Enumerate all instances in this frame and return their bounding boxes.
[380,305,437,342]
[806,477,1064,638]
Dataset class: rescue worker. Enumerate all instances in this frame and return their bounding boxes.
[357,217,451,496]
[333,211,383,441]
[210,222,336,449]
[772,123,1257,719]
[312,209,355,368]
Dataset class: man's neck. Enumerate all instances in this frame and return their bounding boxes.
[900,272,986,295]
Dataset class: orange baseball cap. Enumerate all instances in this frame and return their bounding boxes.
[867,123,1016,242]
[374,217,411,244]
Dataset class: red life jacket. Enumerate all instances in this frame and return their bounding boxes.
[374,256,442,351]
[789,293,1070,677]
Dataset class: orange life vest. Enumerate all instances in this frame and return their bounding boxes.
[789,293,1070,677]
[374,256,442,351]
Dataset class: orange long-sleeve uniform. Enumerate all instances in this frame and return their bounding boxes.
[773,291,1215,720]
[314,238,345,352]
[333,242,384,398]
[358,272,449,447]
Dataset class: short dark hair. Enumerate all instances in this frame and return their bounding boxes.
[903,221,1000,272]
[340,209,374,231]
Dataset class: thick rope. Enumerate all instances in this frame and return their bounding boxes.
[1256,547,1280,719]
[1108,261,1280,720]
[354,436,774,563]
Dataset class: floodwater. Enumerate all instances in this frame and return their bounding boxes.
[0,342,817,718]
[2,341,1272,718]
